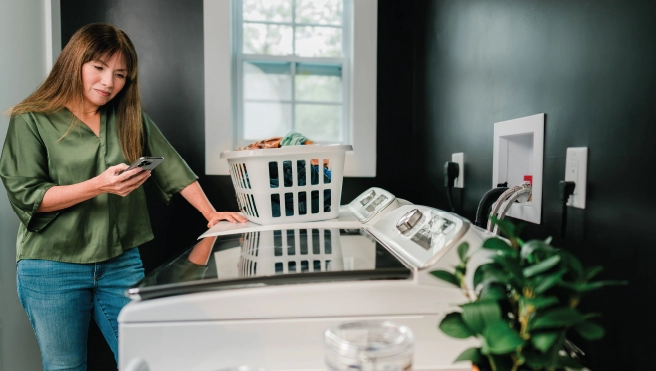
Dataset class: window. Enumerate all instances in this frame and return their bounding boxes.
[204,0,377,176]
[236,0,349,146]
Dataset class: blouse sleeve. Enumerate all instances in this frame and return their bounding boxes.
[0,114,59,231]
[142,112,198,204]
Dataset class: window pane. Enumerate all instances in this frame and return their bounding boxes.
[244,61,292,101]
[296,63,342,102]
[244,102,292,140]
[243,24,293,55]
[295,26,342,57]
[295,104,342,142]
[295,0,342,25]
[243,0,292,22]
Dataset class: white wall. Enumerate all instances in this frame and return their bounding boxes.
[0,0,49,369]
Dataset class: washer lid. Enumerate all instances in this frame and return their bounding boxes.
[129,228,410,301]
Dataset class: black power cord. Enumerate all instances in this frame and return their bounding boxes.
[444,161,459,212]
[558,180,576,238]
[474,186,509,228]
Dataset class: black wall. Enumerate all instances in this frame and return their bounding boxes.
[60,0,654,370]
[410,1,656,370]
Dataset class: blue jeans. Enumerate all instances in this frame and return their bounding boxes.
[16,248,145,371]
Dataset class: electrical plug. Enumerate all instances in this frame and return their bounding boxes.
[559,180,576,204]
[558,180,576,238]
[444,161,459,187]
[443,161,460,212]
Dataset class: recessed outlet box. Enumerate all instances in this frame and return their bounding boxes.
[492,113,544,224]
[452,152,464,188]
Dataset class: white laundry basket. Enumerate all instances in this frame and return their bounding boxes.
[221,145,352,225]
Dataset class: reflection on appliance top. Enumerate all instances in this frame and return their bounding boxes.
[130,228,410,301]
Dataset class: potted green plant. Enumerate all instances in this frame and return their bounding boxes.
[431,217,625,371]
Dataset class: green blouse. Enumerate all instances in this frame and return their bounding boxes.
[0,107,198,264]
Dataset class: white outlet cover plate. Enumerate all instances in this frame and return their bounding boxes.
[452,152,464,188]
[565,147,587,209]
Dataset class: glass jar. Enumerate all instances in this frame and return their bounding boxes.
[324,320,414,371]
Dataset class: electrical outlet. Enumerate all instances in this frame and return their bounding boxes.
[565,147,587,209]
[452,153,464,188]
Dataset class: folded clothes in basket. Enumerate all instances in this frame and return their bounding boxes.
[269,161,332,217]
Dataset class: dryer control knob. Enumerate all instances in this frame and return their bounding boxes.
[396,209,423,234]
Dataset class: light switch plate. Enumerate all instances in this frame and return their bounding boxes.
[452,153,464,188]
[565,147,588,209]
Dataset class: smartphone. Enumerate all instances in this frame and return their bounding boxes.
[122,156,164,173]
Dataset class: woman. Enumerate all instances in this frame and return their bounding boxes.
[0,23,246,370]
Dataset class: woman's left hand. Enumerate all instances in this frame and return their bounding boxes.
[205,212,249,227]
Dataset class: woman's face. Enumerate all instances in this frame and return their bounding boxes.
[80,52,127,111]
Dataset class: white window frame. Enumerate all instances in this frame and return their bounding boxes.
[204,0,377,177]
[234,1,351,147]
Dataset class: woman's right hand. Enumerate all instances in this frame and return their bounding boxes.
[96,164,151,197]
[37,163,153,213]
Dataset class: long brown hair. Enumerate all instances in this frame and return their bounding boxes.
[11,23,143,163]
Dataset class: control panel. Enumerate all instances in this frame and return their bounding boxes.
[366,205,469,269]
[346,187,397,223]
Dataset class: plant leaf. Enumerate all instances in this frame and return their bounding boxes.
[523,254,561,278]
[523,349,552,369]
[520,296,559,310]
[520,239,553,262]
[439,312,473,339]
[560,251,583,280]
[530,308,585,330]
[533,268,567,294]
[574,320,605,340]
[479,264,511,286]
[461,300,502,335]
[490,216,517,239]
[473,263,489,289]
[531,331,560,353]
[582,312,602,320]
[457,242,469,263]
[483,237,515,254]
[455,265,466,281]
[453,347,482,363]
[479,334,490,355]
[582,265,604,281]
[483,320,525,354]
[430,270,460,287]
[492,254,524,285]
[479,283,507,301]
[489,354,514,370]
[557,354,585,369]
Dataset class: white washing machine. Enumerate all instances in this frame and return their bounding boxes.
[119,190,492,371]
